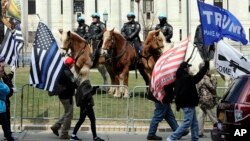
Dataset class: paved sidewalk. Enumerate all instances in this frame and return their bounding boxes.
[1,130,212,141]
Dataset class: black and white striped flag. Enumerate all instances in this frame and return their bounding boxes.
[29,22,64,92]
[0,25,24,67]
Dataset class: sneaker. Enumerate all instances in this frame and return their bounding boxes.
[199,134,206,138]
[70,135,82,141]
[147,135,162,140]
[50,127,59,136]
[94,137,105,141]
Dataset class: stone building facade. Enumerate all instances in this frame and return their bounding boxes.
[20,0,250,49]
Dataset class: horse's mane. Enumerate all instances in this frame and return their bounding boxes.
[104,30,126,44]
[144,30,166,45]
[70,31,86,43]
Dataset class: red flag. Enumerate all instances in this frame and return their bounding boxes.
[150,37,189,103]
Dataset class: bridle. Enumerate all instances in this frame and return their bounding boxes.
[62,38,88,64]
[142,35,164,69]
[103,33,127,63]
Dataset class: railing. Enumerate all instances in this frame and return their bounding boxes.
[11,84,228,132]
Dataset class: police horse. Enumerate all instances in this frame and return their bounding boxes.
[100,29,148,98]
[59,30,109,86]
[142,29,173,82]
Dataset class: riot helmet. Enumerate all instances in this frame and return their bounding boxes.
[158,13,167,24]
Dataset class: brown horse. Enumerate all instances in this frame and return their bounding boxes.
[100,29,148,98]
[59,30,92,83]
[142,29,172,82]
[59,30,110,87]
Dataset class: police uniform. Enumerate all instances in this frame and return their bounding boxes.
[76,16,89,39]
[86,13,105,67]
[155,14,173,43]
[76,24,89,39]
[121,12,142,56]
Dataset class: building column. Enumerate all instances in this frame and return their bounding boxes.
[21,0,28,46]
[63,0,73,31]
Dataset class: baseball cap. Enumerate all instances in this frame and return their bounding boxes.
[180,61,192,69]
[64,57,74,66]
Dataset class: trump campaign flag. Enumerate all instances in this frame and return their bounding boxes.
[215,40,250,79]
[29,22,64,92]
[197,1,248,46]
[150,38,189,102]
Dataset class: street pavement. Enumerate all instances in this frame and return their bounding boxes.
[0,130,212,141]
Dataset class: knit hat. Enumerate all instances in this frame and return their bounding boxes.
[180,61,192,69]
[64,57,74,66]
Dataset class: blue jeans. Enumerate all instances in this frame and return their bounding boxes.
[169,107,199,141]
[148,102,179,136]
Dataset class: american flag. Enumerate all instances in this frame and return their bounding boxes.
[29,22,64,92]
[150,37,189,103]
[0,25,24,67]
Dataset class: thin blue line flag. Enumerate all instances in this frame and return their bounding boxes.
[29,22,64,92]
[197,1,248,46]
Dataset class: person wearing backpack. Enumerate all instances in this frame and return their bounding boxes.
[50,57,77,139]
[70,80,104,141]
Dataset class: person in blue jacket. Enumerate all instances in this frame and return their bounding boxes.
[0,56,14,141]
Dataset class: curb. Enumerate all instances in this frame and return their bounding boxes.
[13,124,213,133]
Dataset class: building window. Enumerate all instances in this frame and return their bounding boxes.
[143,0,154,13]
[61,0,63,14]
[28,0,36,15]
[73,0,84,14]
[214,0,223,8]
[130,0,135,12]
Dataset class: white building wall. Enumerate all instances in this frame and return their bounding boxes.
[22,0,250,45]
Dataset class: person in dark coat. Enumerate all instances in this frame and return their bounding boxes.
[76,16,89,39]
[147,83,189,140]
[155,13,173,43]
[70,80,104,141]
[0,56,14,141]
[50,57,77,139]
[167,61,209,141]
[121,12,142,59]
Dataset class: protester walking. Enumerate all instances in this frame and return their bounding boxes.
[167,61,209,141]
[0,56,14,141]
[50,57,77,139]
[70,80,104,141]
[197,63,218,137]
[2,66,16,140]
[147,83,189,140]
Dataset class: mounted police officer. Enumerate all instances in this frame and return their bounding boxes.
[76,16,89,39]
[86,13,106,67]
[121,12,142,59]
[155,13,173,43]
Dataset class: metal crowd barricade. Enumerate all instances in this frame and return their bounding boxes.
[16,84,228,132]
[19,84,131,132]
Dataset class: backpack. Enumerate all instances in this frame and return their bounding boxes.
[75,80,93,107]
